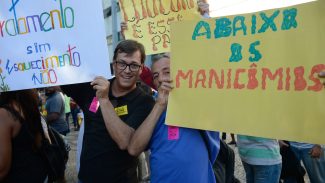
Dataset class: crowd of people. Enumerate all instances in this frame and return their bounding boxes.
[0,1,324,183]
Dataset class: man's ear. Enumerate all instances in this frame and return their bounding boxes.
[111,61,116,75]
[138,64,143,75]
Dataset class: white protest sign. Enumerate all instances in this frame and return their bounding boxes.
[0,0,110,92]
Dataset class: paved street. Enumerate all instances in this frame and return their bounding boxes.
[65,130,78,183]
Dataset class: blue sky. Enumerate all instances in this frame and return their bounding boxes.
[208,0,315,17]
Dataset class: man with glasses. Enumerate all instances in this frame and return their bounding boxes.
[62,40,155,183]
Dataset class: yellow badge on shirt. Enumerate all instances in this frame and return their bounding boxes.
[114,105,128,116]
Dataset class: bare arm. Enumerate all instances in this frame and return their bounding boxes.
[0,109,13,181]
[128,80,173,156]
[127,102,165,156]
[91,77,135,150]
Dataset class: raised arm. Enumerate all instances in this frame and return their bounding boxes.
[128,79,173,156]
[91,76,136,150]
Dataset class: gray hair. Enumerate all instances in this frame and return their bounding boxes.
[151,53,170,65]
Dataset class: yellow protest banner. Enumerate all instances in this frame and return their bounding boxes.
[118,0,200,55]
[166,1,325,144]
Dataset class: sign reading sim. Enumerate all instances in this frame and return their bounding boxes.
[0,0,110,92]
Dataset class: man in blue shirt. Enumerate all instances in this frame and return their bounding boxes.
[45,86,69,136]
[128,53,220,183]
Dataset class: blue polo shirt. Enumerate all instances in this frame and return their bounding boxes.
[149,111,219,183]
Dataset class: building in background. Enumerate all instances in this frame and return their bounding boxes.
[102,0,121,63]
[101,0,153,68]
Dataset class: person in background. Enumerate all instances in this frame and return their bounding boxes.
[64,93,71,132]
[237,135,282,183]
[0,89,48,182]
[45,86,69,136]
[282,141,325,183]
[70,98,80,131]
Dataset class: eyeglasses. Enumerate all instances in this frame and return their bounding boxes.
[114,60,142,72]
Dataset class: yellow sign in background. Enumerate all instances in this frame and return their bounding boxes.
[166,1,325,144]
[118,0,200,55]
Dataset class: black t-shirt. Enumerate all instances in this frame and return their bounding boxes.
[1,106,47,183]
[61,79,154,183]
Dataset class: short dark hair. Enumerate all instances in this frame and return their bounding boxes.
[113,40,146,64]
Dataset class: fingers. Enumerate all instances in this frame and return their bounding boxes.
[318,71,325,78]
[156,88,170,106]
[156,80,173,105]
[91,76,108,86]
[120,22,128,30]
[317,71,325,87]
[92,83,107,91]
[310,150,320,158]
[90,76,110,99]
[198,2,209,10]
[197,1,209,15]
[159,78,173,82]
[158,81,174,92]
[310,145,322,158]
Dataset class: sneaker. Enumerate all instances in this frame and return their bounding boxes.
[228,141,237,145]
